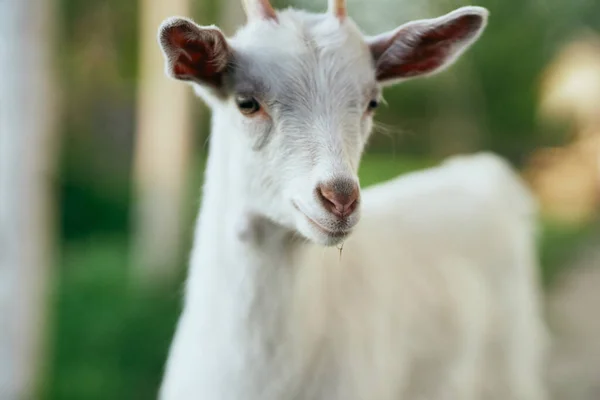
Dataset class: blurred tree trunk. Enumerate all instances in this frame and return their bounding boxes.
[0,0,59,398]
[220,0,245,35]
[132,0,192,285]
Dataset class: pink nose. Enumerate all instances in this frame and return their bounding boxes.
[317,179,360,218]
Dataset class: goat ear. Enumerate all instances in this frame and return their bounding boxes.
[368,6,488,85]
[158,17,230,88]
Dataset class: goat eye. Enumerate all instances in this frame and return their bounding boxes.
[367,99,379,111]
[235,95,261,115]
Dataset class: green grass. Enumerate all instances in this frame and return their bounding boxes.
[46,237,182,400]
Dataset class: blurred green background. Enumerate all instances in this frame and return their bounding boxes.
[2,0,600,399]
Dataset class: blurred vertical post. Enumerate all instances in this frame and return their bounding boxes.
[132,0,191,284]
[0,0,59,398]
[220,0,245,35]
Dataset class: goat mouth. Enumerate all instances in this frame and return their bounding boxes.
[292,201,352,238]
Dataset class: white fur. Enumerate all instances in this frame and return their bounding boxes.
[158,5,547,400]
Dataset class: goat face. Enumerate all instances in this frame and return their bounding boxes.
[158,4,488,246]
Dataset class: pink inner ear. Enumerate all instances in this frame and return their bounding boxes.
[163,24,227,87]
[376,14,482,80]
[420,14,482,43]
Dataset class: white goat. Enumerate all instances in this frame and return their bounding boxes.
[157,1,548,399]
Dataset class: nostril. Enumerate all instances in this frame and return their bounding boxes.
[317,180,360,218]
[346,194,358,212]
[317,185,337,209]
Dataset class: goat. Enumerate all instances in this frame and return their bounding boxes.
[157,1,548,399]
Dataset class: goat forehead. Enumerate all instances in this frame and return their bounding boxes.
[232,9,366,53]
[231,10,375,99]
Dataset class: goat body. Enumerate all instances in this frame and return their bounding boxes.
[160,120,547,400]
[157,2,548,399]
